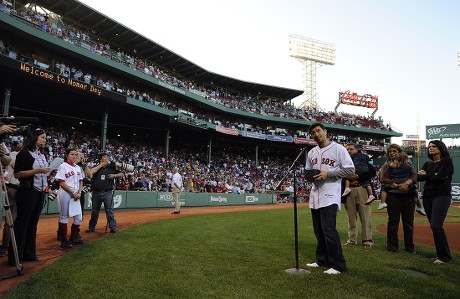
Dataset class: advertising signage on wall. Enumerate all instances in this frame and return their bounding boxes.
[452,183,460,202]
[294,138,316,145]
[339,90,378,109]
[216,126,238,136]
[242,131,266,140]
[402,140,426,147]
[426,124,460,139]
[362,144,384,152]
[266,135,293,143]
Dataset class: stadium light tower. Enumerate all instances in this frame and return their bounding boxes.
[457,50,460,66]
[289,35,336,109]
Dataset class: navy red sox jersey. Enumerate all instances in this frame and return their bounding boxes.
[306,141,354,210]
[55,162,83,193]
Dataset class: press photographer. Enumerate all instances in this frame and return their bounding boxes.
[85,152,131,234]
[0,142,16,258]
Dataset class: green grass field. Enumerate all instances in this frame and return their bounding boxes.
[7,205,460,299]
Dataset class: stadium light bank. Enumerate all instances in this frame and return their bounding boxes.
[288,34,336,109]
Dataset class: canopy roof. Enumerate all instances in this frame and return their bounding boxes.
[14,0,303,100]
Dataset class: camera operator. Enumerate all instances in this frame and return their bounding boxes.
[8,128,50,266]
[0,145,16,257]
[85,153,124,234]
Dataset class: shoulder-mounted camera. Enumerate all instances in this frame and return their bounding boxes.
[0,116,40,140]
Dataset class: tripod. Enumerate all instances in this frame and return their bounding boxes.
[0,164,24,278]
[276,147,310,275]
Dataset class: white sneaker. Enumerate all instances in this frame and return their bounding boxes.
[306,262,319,268]
[416,207,426,216]
[363,241,373,248]
[378,202,388,210]
[343,240,355,246]
[433,259,445,264]
[342,188,351,197]
[324,268,341,275]
[365,195,375,205]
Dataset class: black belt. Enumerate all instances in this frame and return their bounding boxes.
[350,183,362,187]
[93,189,112,192]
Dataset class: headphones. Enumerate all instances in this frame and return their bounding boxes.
[25,126,45,147]
[29,127,41,142]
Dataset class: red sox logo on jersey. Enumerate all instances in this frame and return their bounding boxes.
[64,170,81,178]
[311,157,336,167]
[64,170,75,178]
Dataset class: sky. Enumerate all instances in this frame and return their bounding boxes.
[79,0,460,145]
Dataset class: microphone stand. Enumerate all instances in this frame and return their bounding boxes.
[276,147,310,275]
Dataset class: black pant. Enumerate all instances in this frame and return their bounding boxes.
[311,204,347,272]
[9,188,44,264]
[423,195,452,262]
[386,192,415,252]
[80,192,86,217]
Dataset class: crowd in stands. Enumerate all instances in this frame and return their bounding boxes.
[4,125,311,197]
[1,2,394,138]
[1,36,388,147]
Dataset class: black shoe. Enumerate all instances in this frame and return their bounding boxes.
[171,211,180,214]
[85,228,95,233]
[8,260,18,267]
[110,228,118,234]
[0,248,7,257]
[24,256,41,262]
[70,238,84,245]
[61,239,73,249]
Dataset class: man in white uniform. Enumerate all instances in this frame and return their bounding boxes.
[305,122,355,275]
[171,167,183,214]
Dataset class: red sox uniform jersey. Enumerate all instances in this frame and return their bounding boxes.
[56,162,83,218]
[306,141,354,211]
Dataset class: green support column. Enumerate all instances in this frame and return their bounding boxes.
[207,138,212,164]
[164,129,170,157]
[255,145,259,167]
[101,108,108,152]
[2,87,11,116]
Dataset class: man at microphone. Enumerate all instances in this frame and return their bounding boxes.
[304,122,354,275]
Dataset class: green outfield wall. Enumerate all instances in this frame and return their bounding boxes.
[42,191,277,215]
[42,149,460,215]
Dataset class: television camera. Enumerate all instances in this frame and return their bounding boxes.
[0,116,40,140]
